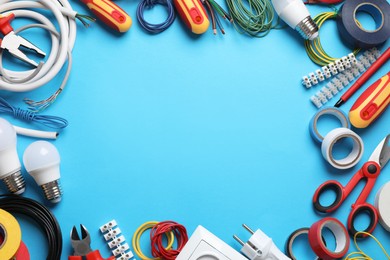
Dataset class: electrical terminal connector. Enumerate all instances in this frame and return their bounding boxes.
[316,91,328,104]
[321,86,333,99]
[315,69,325,82]
[344,70,355,81]
[302,76,312,88]
[348,53,357,65]
[364,51,376,63]
[310,95,323,108]
[332,78,344,91]
[309,73,318,85]
[112,243,131,257]
[100,220,134,260]
[321,66,331,79]
[356,61,366,73]
[370,47,381,58]
[336,74,349,86]
[104,227,122,240]
[329,62,338,75]
[350,67,360,77]
[108,235,126,248]
[341,56,351,68]
[359,56,371,68]
[233,224,290,260]
[326,82,339,95]
[335,59,345,72]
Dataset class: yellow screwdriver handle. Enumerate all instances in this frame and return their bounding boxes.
[81,0,132,32]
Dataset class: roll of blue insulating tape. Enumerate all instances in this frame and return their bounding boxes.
[337,0,390,49]
[309,107,350,143]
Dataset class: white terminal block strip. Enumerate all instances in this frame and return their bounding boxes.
[100,220,135,260]
[176,225,247,260]
[234,224,290,260]
[308,48,382,108]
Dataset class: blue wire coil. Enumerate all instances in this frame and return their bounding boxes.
[137,0,176,34]
[0,97,68,129]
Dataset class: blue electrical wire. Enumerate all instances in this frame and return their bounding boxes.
[0,97,68,129]
[136,0,176,34]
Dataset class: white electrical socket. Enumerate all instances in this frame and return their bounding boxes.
[176,225,247,260]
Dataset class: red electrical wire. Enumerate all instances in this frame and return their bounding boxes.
[150,221,188,260]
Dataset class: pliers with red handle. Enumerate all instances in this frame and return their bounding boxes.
[0,13,45,67]
[69,224,115,260]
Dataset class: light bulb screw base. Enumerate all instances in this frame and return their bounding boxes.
[296,16,319,40]
[2,170,26,194]
[41,180,62,203]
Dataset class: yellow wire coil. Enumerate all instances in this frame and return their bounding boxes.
[304,11,360,66]
[132,221,175,260]
[344,231,390,260]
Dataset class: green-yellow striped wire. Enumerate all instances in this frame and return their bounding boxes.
[304,11,360,66]
[226,0,279,37]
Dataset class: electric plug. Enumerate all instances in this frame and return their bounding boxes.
[233,224,291,260]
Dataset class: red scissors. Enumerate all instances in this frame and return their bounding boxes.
[313,134,390,237]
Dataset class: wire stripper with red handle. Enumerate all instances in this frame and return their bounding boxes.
[69,225,115,260]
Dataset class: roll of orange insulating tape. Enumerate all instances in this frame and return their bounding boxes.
[0,208,21,260]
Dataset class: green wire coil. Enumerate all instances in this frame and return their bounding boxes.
[226,0,279,37]
[304,11,360,66]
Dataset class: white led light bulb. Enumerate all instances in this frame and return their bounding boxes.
[23,141,63,203]
[272,0,318,40]
[0,118,25,194]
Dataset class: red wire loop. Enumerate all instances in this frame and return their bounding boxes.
[150,221,188,260]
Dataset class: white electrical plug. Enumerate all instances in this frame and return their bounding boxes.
[234,224,291,260]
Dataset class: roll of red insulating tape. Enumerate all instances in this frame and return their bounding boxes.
[14,241,30,260]
[337,0,390,49]
[308,218,350,260]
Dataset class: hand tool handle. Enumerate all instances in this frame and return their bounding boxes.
[313,180,344,213]
[335,47,390,107]
[173,0,209,34]
[86,250,116,260]
[349,72,390,128]
[347,203,378,237]
[80,0,132,32]
[0,13,15,35]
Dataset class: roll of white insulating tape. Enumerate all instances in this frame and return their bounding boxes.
[321,128,364,169]
[375,182,390,231]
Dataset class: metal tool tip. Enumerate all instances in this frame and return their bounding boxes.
[242,224,254,234]
[233,235,244,246]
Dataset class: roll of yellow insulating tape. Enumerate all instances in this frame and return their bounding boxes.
[0,208,21,260]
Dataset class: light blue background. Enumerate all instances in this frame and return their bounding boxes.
[1,2,389,259]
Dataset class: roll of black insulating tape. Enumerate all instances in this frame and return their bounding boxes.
[337,0,390,49]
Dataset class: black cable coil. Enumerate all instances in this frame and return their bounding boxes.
[0,194,62,260]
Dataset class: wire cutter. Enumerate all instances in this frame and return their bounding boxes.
[0,13,46,67]
[313,134,390,237]
[69,224,115,260]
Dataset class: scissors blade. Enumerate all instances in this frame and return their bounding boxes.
[368,134,390,168]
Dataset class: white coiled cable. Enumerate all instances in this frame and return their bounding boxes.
[0,0,81,110]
